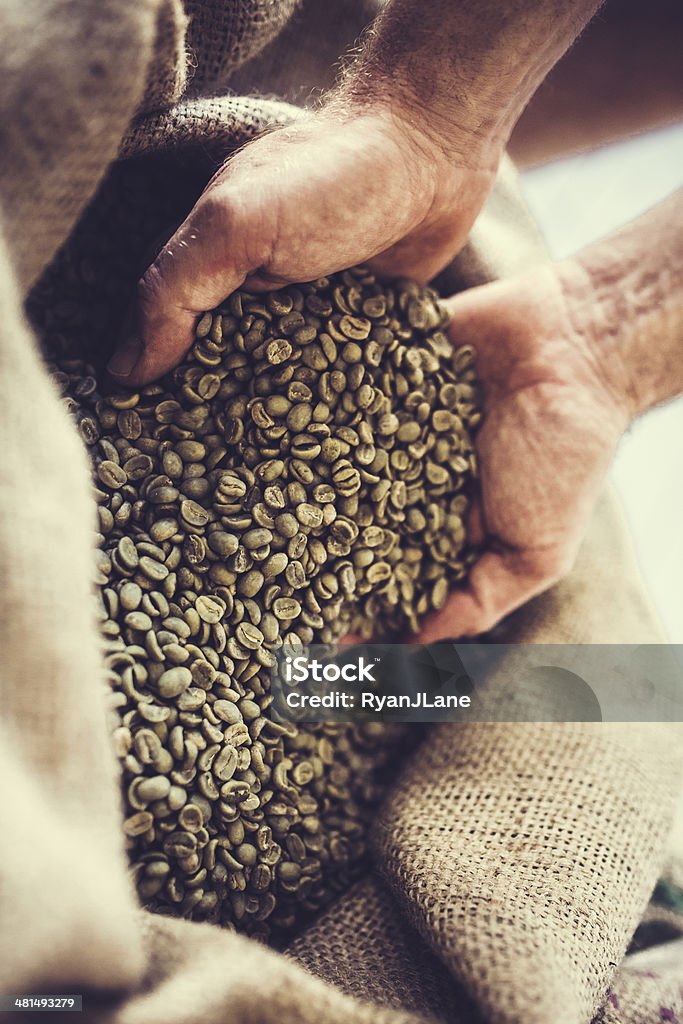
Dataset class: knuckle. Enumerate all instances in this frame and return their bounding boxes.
[137,192,243,318]
[192,189,235,237]
[137,259,166,312]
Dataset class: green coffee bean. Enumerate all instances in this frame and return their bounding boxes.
[180,500,210,528]
[138,555,169,583]
[208,532,239,557]
[124,811,153,837]
[262,552,288,579]
[243,528,272,550]
[295,503,323,529]
[257,459,285,483]
[157,667,192,699]
[274,512,298,539]
[124,611,153,632]
[54,258,479,945]
[98,460,127,489]
[272,597,301,620]
[237,570,264,598]
[119,581,142,611]
[195,596,224,624]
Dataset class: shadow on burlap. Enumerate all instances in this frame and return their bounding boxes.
[1,2,681,1023]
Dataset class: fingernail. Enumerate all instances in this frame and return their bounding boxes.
[107,336,142,379]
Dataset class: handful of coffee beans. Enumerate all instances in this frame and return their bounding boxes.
[52,266,480,941]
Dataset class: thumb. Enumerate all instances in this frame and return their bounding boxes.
[108,190,256,386]
[416,549,553,641]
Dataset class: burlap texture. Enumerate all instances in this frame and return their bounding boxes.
[0,0,188,297]
[228,0,383,104]
[184,0,300,95]
[1,1,682,1022]
[288,493,683,1024]
[0,219,144,1000]
[373,720,682,1024]
[288,877,488,1024]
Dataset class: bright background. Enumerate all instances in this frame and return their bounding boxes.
[520,123,683,642]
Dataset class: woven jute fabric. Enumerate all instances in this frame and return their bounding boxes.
[372,721,682,1024]
[0,0,188,297]
[1,2,682,1023]
[288,877,488,1024]
[288,491,683,1024]
[183,0,299,95]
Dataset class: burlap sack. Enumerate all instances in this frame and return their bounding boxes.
[289,495,683,1022]
[1,1,681,1023]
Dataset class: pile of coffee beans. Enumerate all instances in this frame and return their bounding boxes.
[49,266,480,941]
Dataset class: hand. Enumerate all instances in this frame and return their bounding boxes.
[417,264,629,641]
[108,104,498,385]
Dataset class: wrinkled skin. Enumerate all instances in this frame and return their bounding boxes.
[416,265,627,640]
[108,107,497,385]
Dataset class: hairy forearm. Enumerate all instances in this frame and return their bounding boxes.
[339,0,603,164]
[562,190,683,421]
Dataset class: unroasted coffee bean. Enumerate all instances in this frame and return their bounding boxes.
[157,666,192,698]
[181,499,210,528]
[47,257,479,945]
[124,811,153,837]
[138,555,168,583]
[137,775,171,802]
[295,503,323,529]
[273,597,302,621]
[242,528,272,550]
[98,460,127,489]
[119,581,142,610]
[238,570,264,598]
[208,532,239,557]
[195,596,224,624]
[263,552,288,579]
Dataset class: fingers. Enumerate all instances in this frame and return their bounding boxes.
[440,284,511,369]
[441,285,492,330]
[442,268,567,374]
[416,550,558,642]
[108,192,255,386]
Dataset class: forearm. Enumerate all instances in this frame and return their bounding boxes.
[338,0,604,165]
[562,190,683,421]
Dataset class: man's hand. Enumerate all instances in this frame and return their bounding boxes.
[108,0,609,386]
[108,106,496,385]
[417,266,628,641]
